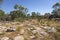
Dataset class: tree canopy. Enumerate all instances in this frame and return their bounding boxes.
[0,3,60,21]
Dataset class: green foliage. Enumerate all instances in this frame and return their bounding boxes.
[16,27,21,31]
[31,12,41,20]
[52,3,60,18]
[14,4,28,13]
[0,10,6,21]
[9,4,28,21]
[14,17,24,22]
[52,3,60,10]
[14,4,18,10]
[31,12,37,19]
[44,13,50,18]
[0,3,60,21]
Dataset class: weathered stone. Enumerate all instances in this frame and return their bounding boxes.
[27,28,31,30]
[0,26,6,34]
[38,29,48,36]
[1,37,9,40]
[41,26,56,33]
[14,35,24,40]
[47,27,56,33]
[30,35,35,39]
[32,30,37,34]
[20,29,24,35]
[6,26,16,32]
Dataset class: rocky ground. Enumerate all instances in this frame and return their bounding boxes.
[0,20,58,40]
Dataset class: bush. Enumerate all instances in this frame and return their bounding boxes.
[14,17,24,22]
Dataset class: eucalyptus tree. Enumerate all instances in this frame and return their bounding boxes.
[31,12,37,19]
[44,13,50,18]
[0,10,6,21]
[10,4,28,20]
[52,3,60,18]
[52,3,60,10]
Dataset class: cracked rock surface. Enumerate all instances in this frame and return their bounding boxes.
[0,21,57,40]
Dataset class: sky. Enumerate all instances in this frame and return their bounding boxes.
[0,0,60,15]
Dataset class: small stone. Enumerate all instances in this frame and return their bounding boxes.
[0,26,6,34]
[20,29,24,34]
[6,26,16,32]
[48,27,56,33]
[30,35,35,39]
[32,30,37,34]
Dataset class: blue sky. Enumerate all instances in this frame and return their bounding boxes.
[1,0,60,15]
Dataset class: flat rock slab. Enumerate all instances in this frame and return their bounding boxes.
[14,35,24,40]
[1,37,9,40]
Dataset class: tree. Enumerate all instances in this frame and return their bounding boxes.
[14,4,18,10]
[52,3,60,18]
[0,10,6,21]
[5,14,12,21]
[10,4,28,21]
[52,3,60,10]
[44,13,51,18]
[31,12,37,19]
[31,12,41,21]
[26,14,31,20]
[36,12,41,21]
[14,4,28,13]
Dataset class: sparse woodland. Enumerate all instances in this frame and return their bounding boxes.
[0,0,60,40]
